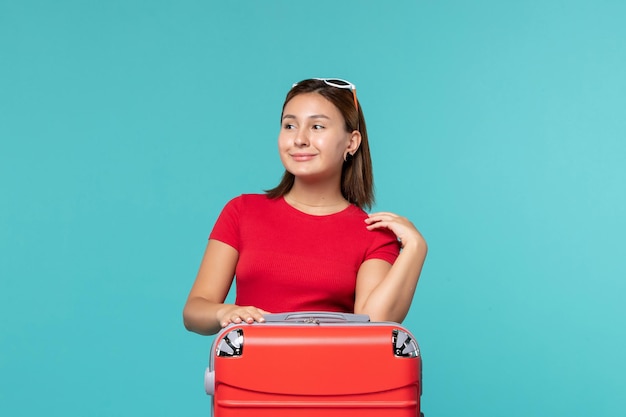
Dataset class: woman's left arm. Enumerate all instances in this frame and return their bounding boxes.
[354,212,428,323]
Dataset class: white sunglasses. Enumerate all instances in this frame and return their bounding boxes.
[292,78,359,110]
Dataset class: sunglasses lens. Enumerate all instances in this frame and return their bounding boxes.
[327,79,350,86]
[331,80,355,90]
[314,78,354,90]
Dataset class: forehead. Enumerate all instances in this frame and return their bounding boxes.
[283,92,343,118]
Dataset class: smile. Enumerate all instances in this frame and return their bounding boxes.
[290,153,317,162]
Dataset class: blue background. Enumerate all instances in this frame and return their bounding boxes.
[1,1,624,416]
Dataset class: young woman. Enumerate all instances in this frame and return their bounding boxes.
[183,78,427,335]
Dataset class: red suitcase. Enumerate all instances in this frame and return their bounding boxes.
[204,312,423,416]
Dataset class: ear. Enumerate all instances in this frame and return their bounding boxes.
[346,130,362,154]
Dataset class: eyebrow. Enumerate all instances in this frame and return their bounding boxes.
[282,114,331,121]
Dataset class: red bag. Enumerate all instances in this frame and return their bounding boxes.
[205,312,423,416]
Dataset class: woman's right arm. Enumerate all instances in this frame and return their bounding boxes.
[183,239,267,335]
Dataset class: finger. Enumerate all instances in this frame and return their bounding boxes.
[366,214,401,224]
[365,220,396,230]
[365,221,386,229]
[240,308,266,324]
[365,216,391,225]
[221,307,270,327]
[367,212,400,220]
[368,211,399,216]
[240,307,263,322]
[257,309,272,322]
[236,311,254,324]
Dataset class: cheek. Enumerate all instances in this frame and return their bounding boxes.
[277,135,291,163]
[315,136,345,156]
[277,134,289,152]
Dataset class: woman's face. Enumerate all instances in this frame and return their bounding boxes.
[278,92,360,182]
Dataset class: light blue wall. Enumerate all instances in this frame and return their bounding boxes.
[1,1,624,416]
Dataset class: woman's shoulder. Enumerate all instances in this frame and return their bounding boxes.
[340,204,369,221]
[236,193,280,205]
[222,193,281,210]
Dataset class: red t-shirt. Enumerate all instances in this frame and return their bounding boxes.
[209,194,400,314]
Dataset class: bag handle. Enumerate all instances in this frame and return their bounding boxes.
[263,311,370,324]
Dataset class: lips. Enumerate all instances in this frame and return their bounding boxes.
[290,153,317,162]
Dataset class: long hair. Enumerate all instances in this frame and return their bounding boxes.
[265,79,374,210]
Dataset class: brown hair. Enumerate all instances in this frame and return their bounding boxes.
[265,79,374,209]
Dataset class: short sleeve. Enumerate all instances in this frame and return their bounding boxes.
[364,228,401,265]
[209,196,242,251]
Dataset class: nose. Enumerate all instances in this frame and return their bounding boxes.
[294,129,309,147]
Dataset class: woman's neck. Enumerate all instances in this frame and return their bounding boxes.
[284,184,349,215]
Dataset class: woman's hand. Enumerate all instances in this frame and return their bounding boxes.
[216,305,271,328]
[364,212,425,249]
[356,211,427,323]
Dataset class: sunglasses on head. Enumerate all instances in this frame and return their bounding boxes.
[292,78,359,110]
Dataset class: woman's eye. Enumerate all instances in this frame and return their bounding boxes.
[312,124,324,130]
[283,123,295,130]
